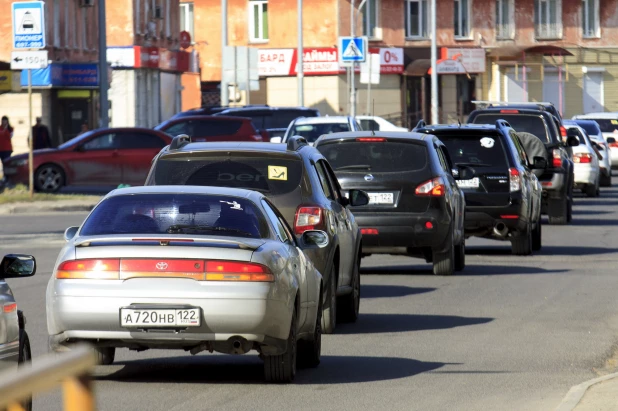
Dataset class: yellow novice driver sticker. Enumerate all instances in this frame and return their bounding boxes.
[268,166,288,181]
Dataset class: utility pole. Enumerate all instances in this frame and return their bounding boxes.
[297,0,304,106]
[98,0,109,127]
[430,0,438,124]
[350,0,356,117]
[221,0,229,106]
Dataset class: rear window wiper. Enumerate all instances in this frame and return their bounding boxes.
[454,162,493,168]
[336,164,372,171]
[166,224,253,237]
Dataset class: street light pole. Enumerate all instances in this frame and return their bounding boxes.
[221,0,229,106]
[297,0,304,106]
[350,0,356,117]
[98,0,109,128]
[430,0,438,124]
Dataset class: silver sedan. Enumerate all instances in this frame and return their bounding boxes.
[46,185,325,382]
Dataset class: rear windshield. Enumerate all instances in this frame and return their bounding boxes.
[221,110,318,130]
[573,121,602,137]
[81,194,268,238]
[152,155,303,196]
[317,141,427,172]
[581,119,618,134]
[157,120,243,137]
[439,135,508,168]
[290,123,350,143]
[472,114,551,143]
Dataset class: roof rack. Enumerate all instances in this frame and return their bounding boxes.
[413,119,427,130]
[169,134,192,150]
[287,135,308,151]
[472,100,553,110]
[495,119,512,129]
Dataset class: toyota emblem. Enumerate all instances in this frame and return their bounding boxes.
[156,262,168,270]
[364,174,374,181]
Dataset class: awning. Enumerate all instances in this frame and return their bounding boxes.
[404,59,431,76]
[487,45,573,58]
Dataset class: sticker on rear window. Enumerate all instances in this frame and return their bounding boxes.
[611,120,618,125]
[220,200,243,211]
[480,137,495,148]
[268,166,288,181]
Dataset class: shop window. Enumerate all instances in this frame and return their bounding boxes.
[179,2,194,40]
[582,0,599,38]
[535,0,562,39]
[53,0,60,47]
[454,0,470,38]
[405,0,428,39]
[361,0,380,39]
[495,0,514,39]
[456,76,476,116]
[249,0,269,42]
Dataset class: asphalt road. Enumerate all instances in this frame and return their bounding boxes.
[3,187,618,411]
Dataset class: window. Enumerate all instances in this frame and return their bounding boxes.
[582,0,599,38]
[359,119,379,131]
[454,0,470,38]
[179,3,194,40]
[495,0,514,39]
[535,0,562,39]
[165,0,170,37]
[73,3,79,48]
[135,0,142,34]
[64,0,69,47]
[289,123,350,143]
[117,133,166,149]
[249,0,269,42]
[53,0,60,47]
[314,162,334,200]
[361,0,380,39]
[405,0,428,38]
[316,141,428,172]
[81,7,87,49]
[262,200,289,243]
[509,131,530,166]
[82,134,118,151]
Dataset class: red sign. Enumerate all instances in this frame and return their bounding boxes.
[180,31,191,49]
[135,46,160,69]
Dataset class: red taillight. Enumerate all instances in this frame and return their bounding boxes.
[509,168,521,192]
[609,142,618,149]
[3,303,17,313]
[294,206,325,235]
[560,126,567,137]
[500,215,519,219]
[573,153,593,164]
[356,137,386,142]
[415,177,446,197]
[56,259,121,279]
[500,110,519,113]
[361,228,379,235]
[205,261,274,282]
[425,221,434,229]
[552,149,563,168]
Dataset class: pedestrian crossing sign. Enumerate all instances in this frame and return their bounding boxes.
[338,36,367,65]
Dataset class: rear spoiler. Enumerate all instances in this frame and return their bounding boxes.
[74,236,264,251]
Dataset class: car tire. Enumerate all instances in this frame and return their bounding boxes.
[298,290,322,369]
[337,255,360,323]
[321,265,337,334]
[34,164,65,193]
[433,232,455,276]
[511,224,533,256]
[548,197,568,225]
[585,183,597,197]
[454,238,465,272]
[95,347,115,365]
[264,307,297,383]
[600,172,612,187]
[18,329,33,411]
[532,220,542,252]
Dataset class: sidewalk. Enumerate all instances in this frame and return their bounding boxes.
[0,198,101,215]
[556,372,618,411]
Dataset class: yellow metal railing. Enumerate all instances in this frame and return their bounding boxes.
[0,345,97,411]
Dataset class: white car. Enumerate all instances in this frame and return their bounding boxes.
[565,124,600,197]
[572,113,618,168]
[566,119,611,187]
[275,116,363,145]
[355,115,408,132]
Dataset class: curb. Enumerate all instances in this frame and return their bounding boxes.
[0,203,98,215]
[555,371,618,411]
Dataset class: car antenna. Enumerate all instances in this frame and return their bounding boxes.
[371,99,376,136]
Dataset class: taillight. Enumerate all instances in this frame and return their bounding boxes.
[500,110,519,113]
[500,215,519,219]
[609,142,618,149]
[560,126,567,138]
[552,149,563,168]
[356,137,386,142]
[3,303,17,313]
[120,259,205,280]
[415,177,446,196]
[294,206,325,235]
[205,261,274,282]
[573,153,593,163]
[56,259,121,279]
[361,228,379,235]
[425,221,434,229]
[509,168,521,192]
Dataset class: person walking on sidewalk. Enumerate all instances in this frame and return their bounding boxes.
[30,117,51,150]
[0,116,14,162]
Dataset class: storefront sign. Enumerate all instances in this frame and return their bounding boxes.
[20,63,99,87]
[435,59,467,74]
[258,47,404,76]
[443,48,486,73]
[107,47,135,68]
[108,46,191,72]
[136,46,160,69]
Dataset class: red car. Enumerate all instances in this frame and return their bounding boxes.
[2,128,172,192]
[155,115,264,142]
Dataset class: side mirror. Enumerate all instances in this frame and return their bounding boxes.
[455,165,475,180]
[567,135,580,147]
[1,254,36,278]
[531,156,548,169]
[64,226,79,241]
[607,137,616,144]
[300,230,330,249]
[348,189,370,206]
[270,136,282,143]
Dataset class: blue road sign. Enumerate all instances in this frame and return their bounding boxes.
[338,37,367,64]
[12,1,46,49]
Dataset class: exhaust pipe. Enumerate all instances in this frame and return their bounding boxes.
[493,222,508,238]
[229,337,251,355]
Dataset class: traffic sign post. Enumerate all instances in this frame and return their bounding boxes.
[10,50,48,70]
[338,36,367,66]
[360,53,380,115]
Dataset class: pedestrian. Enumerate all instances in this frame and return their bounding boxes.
[30,117,51,149]
[0,116,14,162]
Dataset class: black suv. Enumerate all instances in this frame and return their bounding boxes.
[414,121,544,255]
[467,104,578,225]
[314,131,467,276]
[145,136,367,334]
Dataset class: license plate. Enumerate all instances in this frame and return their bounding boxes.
[368,192,394,204]
[120,308,201,327]
[457,178,480,188]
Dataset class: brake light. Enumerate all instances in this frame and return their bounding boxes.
[560,125,567,137]
[500,215,519,219]
[552,149,563,168]
[3,303,16,313]
[609,142,618,149]
[415,177,446,197]
[356,137,386,142]
[294,206,325,235]
[120,259,205,280]
[509,168,521,192]
[573,153,593,164]
[56,259,121,279]
[425,221,434,229]
[205,261,274,282]
[361,228,379,235]
[500,110,519,113]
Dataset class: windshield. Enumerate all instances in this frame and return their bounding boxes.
[317,141,427,172]
[81,194,268,238]
[472,114,551,143]
[439,135,508,168]
[573,121,602,137]
[288,123,350,143]
[57,130,99,150]
[582,119,618,134]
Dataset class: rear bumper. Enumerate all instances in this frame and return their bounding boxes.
[539,170,566,193]
[464,199,528,239]
[573,164,598,186]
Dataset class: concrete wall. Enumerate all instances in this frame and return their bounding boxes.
[110,70,136,127]
[108,0,181,48]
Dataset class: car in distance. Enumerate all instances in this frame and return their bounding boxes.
[47,186,325,382]
[155,116,264,142]
[572,112,618,168]
[314,131,466,276]
[1,128,172,192]
[277,116,363,145]
[356,115,408,132]
[564,124,601,197]
[414,121,543,255]
[144,136,368,334]
[566,119,611,187]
